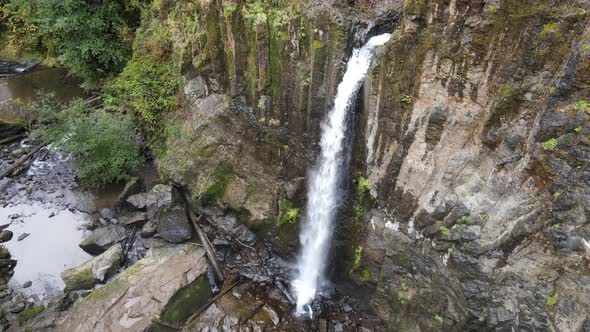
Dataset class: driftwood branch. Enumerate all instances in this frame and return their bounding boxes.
[0,144,46,179]
[188,212,225,283]
[179,190,225,283]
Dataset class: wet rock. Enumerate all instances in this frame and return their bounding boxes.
[57,244,208,331]
[202,207,256,245]
[461,226,481,241]
[141,221,157,238]
[17,232,30,241]
[119,211,147,225]
[0,224,8,230]
[0,231,13,243]
[99,208,115,220]
[184,75,209,105]
[114,177,142,211]
[61,245,123,291]
[6,302,26,314]
[22,281,32,288]
[155,206,192,243]
[79,225,129,255]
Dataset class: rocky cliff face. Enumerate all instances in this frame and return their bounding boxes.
[147,0,590,330]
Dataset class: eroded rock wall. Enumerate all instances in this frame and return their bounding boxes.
[353,0,590,330]
[146,0,590,330]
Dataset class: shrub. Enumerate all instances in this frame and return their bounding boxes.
[542,138,558,151]
[30,93,144,189]
[277,199,299,226]
[105,55,178,125]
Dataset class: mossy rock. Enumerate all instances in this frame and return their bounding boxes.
[159,275,212,325]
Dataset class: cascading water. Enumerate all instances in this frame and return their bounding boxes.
[292,33,392,317]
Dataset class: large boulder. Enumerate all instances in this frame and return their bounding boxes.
[79,225,129,255]
[128,185,193,243]
[155,206,192,243]
[56,244,208,331]
[61,245,123,291]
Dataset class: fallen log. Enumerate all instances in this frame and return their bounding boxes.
[179,190,225,283]
[0,144,46,179]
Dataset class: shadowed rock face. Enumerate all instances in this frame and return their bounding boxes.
[129,0,590,330]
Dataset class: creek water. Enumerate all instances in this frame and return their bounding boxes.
[0,65,110,302]
[292,34,391,316]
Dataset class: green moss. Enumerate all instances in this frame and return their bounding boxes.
[538,22,561,39]
[85,278,125,301]
[201,164,233,203]
[313,40,325,49]
[352,245,363,271]
[160,275,212,324]
[17,306,45,325]
[485,5,497,14]
[572,100,590,113]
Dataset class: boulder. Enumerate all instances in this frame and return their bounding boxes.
[461,226,482,241]
[141,221,157,238]
[155,206,192,243]
[17,233,30,241]
[79,225,129,255]
[56,244,208,331]
[61,245,123,291]
[0,231,13,243]
[119,212,147,225]
[202,207,256,245]
[99,208,115,220]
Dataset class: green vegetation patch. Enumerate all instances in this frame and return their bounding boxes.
[277,199,299,226]
[105,55,178,126]
[29,92,144,189]
[542,138,558,151]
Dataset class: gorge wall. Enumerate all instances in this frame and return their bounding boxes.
[144,0,590,330]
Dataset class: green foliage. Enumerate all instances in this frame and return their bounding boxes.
[434,314,444,325]
[354,176,372,223]
[0,0,43,52]
[497,85,516,98]
[546,288,557,306]
[360,268,373,283]
[400,95,413,104]
[352,245,363,271]
[29,92,144,189]
[106,55,178,125]
[542,138,558,151]
[277,199,299,226]
[485,5,497,14]
[572,100,590,113]
[439,226,451,237]
[36,0,136,82]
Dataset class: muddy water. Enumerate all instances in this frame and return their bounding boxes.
[0,65,86,122]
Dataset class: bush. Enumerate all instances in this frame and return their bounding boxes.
[105,55,178,125]
[30,93,144,189]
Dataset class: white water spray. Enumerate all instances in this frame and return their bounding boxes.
[292,33,391,316]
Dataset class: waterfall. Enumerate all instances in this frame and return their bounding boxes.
[292,33,392,316]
